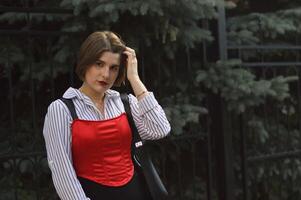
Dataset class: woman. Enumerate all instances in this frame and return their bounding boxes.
[43,31,171,200]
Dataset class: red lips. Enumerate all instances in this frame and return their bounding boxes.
[98,81,108,86]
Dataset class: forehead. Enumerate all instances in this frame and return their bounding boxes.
[98,51,120,64]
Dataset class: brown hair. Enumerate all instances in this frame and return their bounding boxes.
[76,31,126,86]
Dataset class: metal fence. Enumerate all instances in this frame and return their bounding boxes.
[218,4,301,200]
[2,3,301,200]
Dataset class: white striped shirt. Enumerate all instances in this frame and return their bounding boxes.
[42,87,171,200]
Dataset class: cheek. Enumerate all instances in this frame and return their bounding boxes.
[85,68,97,80]
[83,74,95,85]
[84,72,91,81]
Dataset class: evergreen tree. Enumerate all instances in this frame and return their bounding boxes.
[0,0,301,199]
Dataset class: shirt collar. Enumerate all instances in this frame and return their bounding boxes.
[62,87,120,101]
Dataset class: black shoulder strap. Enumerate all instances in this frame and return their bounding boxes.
[121,94,169,199]
[60,98,78,120]
[120,94,143,148]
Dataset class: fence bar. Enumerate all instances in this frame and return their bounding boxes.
[247,150,301,162]
[228,45,301,50]
[216,2,234,200]
[241,62,301,67]
[240,114,248,200]
[0,6,73,14]
[217,1,228,61]
[0,30,85,36]
[206,112,213,200]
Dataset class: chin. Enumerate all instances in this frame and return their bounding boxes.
[90,87,104,93]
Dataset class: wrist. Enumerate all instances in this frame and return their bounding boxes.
[128,75,140,83]
[136,90,148,99]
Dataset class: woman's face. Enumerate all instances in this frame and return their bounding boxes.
[83,51,120,95]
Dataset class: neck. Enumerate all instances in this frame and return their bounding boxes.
[79,83,105,103]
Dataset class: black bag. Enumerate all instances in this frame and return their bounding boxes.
[121,94,169,200]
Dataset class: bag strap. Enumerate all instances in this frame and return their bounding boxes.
[120,94,144,149]
[121,94,169,199]
[60,98,78,120]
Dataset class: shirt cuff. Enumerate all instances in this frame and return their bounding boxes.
[138,92,159,115]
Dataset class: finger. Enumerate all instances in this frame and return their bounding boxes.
[125,46,135,52]
[125,47,136,56]
[123,50,136,58]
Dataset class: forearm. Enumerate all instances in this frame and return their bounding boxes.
[128,76,149,101]
[128,93,171,140]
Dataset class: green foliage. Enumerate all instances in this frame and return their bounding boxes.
[58,0,216,60]
[163,92,208,135]
[0,0,217,136]
[228,8,301,45]
[1,0,301,199]
[0,1,218,199]
[195,59,298,113]
[0,0,217,83]
[0,39,24,64]
[247,156,301,199]
[225,5,301,199]
[248,118,269,144]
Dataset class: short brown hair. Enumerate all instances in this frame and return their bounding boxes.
[76,31,126,86]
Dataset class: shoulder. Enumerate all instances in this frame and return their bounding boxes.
[47,99,70,117]
[106,89,120,98]
[109,89,137,104]
[46,87,78,113]
[128,93,138,104]
[106,89,131,103]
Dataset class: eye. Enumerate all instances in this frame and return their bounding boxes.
[110,65,119,71]
[95,61,104,68]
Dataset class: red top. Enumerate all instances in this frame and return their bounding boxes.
[71,113,134,187]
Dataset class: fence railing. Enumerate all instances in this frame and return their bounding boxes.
[2,3,301,200]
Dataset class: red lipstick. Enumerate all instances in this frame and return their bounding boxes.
[98,81,108,86]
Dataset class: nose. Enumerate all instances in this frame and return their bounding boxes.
[101,66,110,79]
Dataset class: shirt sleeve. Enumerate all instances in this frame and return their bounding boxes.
[128,92,171,140]
[43,100,90,200]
